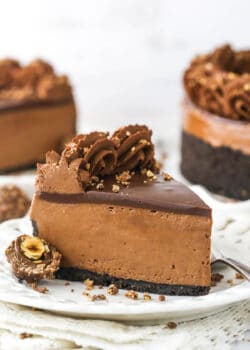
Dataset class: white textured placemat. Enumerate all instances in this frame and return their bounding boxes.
[0,300,249,349]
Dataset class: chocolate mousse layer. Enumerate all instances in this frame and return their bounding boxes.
[30,126,212,296]
[182,45,250,200]
[0,58,76,172]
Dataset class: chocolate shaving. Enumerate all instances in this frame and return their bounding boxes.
[5,235,61,283]
[184,44,250,121]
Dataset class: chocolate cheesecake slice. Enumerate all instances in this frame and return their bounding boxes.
[182,45,250,199]
[0,59,76,172]
[30,125,212,296]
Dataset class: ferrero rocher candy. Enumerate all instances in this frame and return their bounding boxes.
[5,234,61,283]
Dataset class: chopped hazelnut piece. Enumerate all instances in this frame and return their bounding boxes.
[84,278,94,290]
[82,290,90,296]
[143,293,151,301]
[158,295,166,302]
[124,290,138,300]
[146,170,154,178]
[96,183,104,191]
[243,83,250,91]
[88,294,97,302]
[90,176,99,183]
[19,333,32,339]
[167,322,177,329]
[235,272,244,279]
[97,294,106,300]
[115,171,132,186]
[88,294,106,301]
[146,169,156,180]
[139,139,150,145]
[112,184,120,193]
[107,284,119,295]
[211,272,224,286]
[32,285,48,294]
[162,172,172,181]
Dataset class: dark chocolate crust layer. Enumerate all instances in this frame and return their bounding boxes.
[181,131,250,200]
[56,267,210,296]
[37,174,211,217]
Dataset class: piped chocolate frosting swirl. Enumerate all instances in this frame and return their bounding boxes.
[63,132,117,177]
[5,235,61,283]
[184,44,250,121]
[111,125,156,173]
[36,125,158,193]
[0,58,72,103]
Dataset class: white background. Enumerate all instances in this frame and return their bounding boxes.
[0,0,249,140]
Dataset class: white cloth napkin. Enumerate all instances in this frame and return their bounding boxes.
[0,300,249,350]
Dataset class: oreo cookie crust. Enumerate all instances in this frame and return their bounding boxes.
[56,267,210,296]
[181,131,250,200]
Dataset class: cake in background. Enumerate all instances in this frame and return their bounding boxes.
[30,125,212,296]
[181,44,250,200]
[0,59,76,172]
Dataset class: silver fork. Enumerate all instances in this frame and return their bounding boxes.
[211,247,250,281]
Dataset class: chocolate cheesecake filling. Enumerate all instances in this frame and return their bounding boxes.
[31,190,211,292]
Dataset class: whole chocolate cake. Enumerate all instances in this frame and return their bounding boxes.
[0,59,76,172]
[181,44,250,200]
[30,125,212,296]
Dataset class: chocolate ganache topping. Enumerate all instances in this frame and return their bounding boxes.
[36,125,158,193]
[184,44,250,121]
[5,235,61,283]
[0,58,72,104]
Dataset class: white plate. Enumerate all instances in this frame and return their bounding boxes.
[0,211,249,321]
